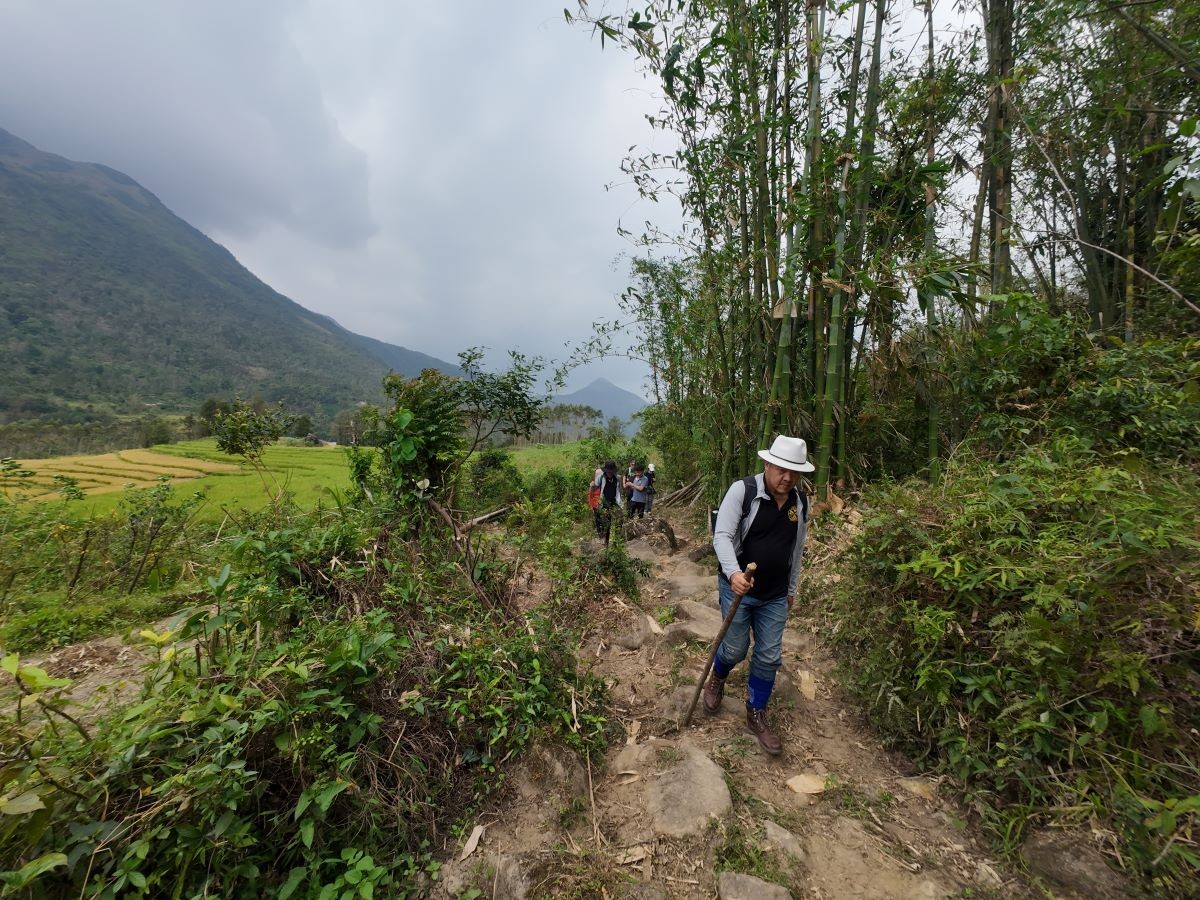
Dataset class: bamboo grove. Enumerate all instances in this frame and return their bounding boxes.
[571,0,1199,498]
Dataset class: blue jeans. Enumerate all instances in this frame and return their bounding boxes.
[713,576,788,708]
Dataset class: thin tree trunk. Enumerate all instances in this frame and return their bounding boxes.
[986,0,1013,296]
[924,0,940,483]
[815,156,853,501]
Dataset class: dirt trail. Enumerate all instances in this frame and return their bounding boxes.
[439,516,1037,899]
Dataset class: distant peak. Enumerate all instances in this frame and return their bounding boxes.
[0,127,38,155]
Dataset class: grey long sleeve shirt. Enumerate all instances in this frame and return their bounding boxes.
[712,472,809,598]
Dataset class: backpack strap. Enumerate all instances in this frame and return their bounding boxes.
[739,475,757,523]
[740,474,809,531]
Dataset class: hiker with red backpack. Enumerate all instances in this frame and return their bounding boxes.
[590,460,623,545]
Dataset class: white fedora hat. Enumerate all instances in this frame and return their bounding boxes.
[757,435,815,472]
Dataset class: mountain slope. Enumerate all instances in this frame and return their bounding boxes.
[0,127,455,425]
[555,377,647,425]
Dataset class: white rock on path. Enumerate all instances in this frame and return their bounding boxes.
[645,742,732,837]
[718,871,792,900]
[763,820,805,861]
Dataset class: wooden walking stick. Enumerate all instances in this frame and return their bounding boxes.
[681,562,756,728]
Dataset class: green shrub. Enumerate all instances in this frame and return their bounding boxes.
[1062,337,1199,463]
[0,590,181,652]
[524,466,582,507]
[466,447,525,511]
[831,435,1200,886]
[1,479,206,649]
[0,499,606,897]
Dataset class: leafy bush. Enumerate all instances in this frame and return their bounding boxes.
[831,435,1200,886]
[1,478,206,650]
[355,355,549,507]
[0,503,606,896]
[0,590,181,651]
[524,466,582,508]
[1062,337,1199,463]
[465,447,525,511]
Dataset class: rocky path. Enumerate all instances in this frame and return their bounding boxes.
[435,521,1037,899]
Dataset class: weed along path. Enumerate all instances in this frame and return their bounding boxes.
[436,513,1036,900]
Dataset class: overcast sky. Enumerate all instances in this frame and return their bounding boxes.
[0,1,676,396]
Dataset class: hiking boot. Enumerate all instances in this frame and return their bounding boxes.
[702,673,725,713]
[746,705,782,755]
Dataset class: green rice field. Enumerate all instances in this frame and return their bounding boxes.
[9,439,585,522]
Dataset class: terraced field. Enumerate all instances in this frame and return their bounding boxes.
[9,440,356,519]
[14,448,240,498]
[7,440,582,520]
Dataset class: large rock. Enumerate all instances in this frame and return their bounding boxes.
[625,539,659,563]
[718,872,792,900]
[656,685,700,721]
[617,886,667,900]
[1022,830,1128,899]
[614,613,651,650]
[661,599,723,645]
[513,745,587,802]
[665,572,717,602]
[763,820,805,861]
[772,668,804,708]
[603,739,732,844]
[669,558,712,578]
[645,741,732,837]
[433,853,529,899]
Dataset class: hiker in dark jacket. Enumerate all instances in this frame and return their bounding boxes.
[593,460,623,545]
[703,435,813,756]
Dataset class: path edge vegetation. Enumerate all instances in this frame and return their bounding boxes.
[0,362,656,896]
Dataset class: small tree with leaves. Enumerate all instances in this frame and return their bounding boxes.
[358,352,550,507]
[213,400,296,507]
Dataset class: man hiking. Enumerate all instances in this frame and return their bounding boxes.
[625,461,650,519]
[704,435,813,755]
[593,460,623,545]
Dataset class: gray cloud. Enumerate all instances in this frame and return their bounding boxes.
[0,1,672,396]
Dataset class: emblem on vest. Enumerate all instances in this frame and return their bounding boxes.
[788,506,798,522]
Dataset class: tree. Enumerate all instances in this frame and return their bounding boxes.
[288,415,313,439]
[358,354,550,505]
[139,416,174,448]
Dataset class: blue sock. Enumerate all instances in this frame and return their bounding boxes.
[747,674,774,709]
[713,655,734,679]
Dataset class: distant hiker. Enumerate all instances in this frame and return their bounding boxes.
[624,459,637,507]
[588,466,603,513]
[644,463,657,514]
[704,435,813,755]
[625,462,649,519]
[593,460,623,545]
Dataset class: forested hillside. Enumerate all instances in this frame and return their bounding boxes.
[0,128,455,429]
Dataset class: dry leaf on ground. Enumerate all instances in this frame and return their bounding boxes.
[458,824,485,861]
[787,773,828,794]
